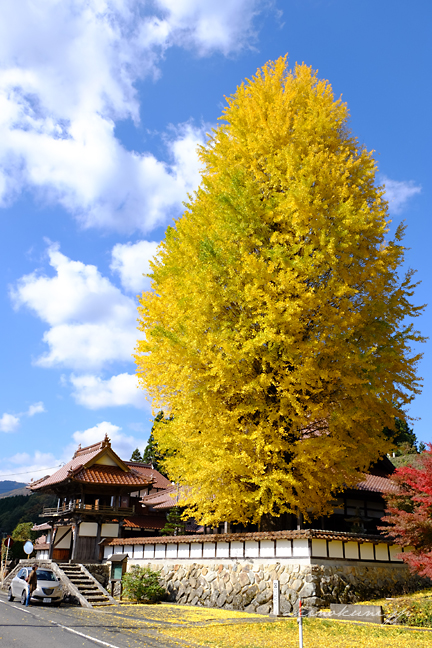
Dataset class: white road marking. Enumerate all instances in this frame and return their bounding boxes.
[0,600,122,648]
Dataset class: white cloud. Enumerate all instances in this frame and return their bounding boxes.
[0,401,45,433]
[0,421,150,480]
[1,119,207,234]
[382,176,422,214]
[156,0,261,55]
[0,0,265,232]
[70,373,148,409]
[27,402,45,417]
[72,421,147,459]
[0,413,20,433]
[111,240,160,293]
[0,450,61,481]
[10,243,140,370]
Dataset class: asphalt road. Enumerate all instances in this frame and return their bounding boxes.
[0,593,180,648]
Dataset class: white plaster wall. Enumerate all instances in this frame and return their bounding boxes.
[190,543,202,559]
[311,539,327,557]
[360,543,374,560]
[375,543,389,561]
[166,544,177,559]
[105,538,403,565]
[345,541,359,560]
[293,539,309,557]
[260,540,275,558]
[245,541,259,558]
[328,540,343,558]
[101,523,119,537]
[79,522,98,537]
[144,544,155,559]
[216,542,229,558]
[54,526,72,548]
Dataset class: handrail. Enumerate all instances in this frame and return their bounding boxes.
[40,503,135,517]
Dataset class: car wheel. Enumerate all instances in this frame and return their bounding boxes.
[21,590,27,605]
[7,588,14,602]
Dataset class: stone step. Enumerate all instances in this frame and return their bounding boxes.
[80,589,101,594]
[59,570,82,574]
[62,570,83,574]
[54,562,117,609]
[68,577,93,582]
[86,596,110,602]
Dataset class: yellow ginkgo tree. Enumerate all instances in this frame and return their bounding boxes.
[135,57,424,528]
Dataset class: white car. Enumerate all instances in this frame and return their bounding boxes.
[8,567,63,606]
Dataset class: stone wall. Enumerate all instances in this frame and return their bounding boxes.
[131,559,428,615]
[84,563,110,589]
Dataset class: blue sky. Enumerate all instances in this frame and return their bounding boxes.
[0,0,430,481]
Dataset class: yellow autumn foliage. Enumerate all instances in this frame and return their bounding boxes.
[135,57,423,527]
[160,617,432,648]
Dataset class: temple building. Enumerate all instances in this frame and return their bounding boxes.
[30,435,170,562]
[141,455,397,535]
[31,433,397,563]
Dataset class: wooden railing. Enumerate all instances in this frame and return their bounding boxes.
[41,503,135,517]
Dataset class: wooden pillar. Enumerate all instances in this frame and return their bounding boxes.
[71,522,79,562]
[94,520,102,562]
[48,527,57,559]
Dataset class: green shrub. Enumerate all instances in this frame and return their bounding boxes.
[121,565,166,603]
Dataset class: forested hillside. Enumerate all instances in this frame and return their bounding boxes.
[0,493,56,535]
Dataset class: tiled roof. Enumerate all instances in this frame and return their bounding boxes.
[32,522,52,532]
[74,439,110,459]
[30,438,111,490]
[72,464,150,487]
[124,462,171,490]
[106,528,394,546]
[140,473,396,512]
[356,474,398,494]
[29,436,152,491]
[122,515,166,530]
[34,542,50,551]
[30,451,100,490]
[142,485,180,509]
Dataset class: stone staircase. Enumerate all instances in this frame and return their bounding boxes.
[55,563,117,608]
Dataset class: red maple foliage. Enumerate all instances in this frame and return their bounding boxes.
[381,444,432,578]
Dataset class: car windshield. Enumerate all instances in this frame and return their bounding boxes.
[36,570,57,582]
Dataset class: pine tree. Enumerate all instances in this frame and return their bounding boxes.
[160,507,185,536]
[383,418,424,456]
[142,411,170,477]
[130,448,143,462]
[135,57,424,527]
